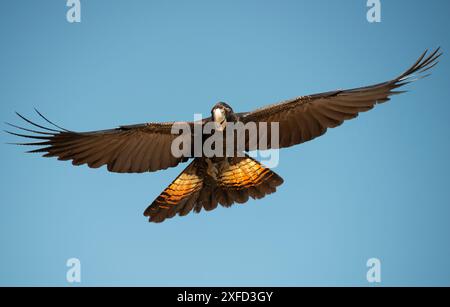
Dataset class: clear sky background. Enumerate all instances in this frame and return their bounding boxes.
[1,0,449,286]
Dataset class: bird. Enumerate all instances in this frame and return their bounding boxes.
[6,48,441,223]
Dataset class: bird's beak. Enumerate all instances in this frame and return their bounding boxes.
[213,108,226,131]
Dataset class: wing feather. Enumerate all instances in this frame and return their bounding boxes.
[7,111,194,173]
[241,48,442,150]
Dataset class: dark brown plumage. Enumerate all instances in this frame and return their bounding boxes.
[240,48,442,150]
[6,48,441,223]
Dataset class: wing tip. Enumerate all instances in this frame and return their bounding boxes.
[399,47,442,82]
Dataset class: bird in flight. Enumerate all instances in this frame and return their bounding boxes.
[7,49,441,223]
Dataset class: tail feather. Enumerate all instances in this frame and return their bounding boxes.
[216,156,283,204]
[144,156,284,223]
[144,159,203,223]
[178,191,201,217]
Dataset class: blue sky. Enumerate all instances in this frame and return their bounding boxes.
[0,0,449,286]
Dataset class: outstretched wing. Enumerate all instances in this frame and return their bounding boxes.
[6,110,194,173]
[241,48,442,150]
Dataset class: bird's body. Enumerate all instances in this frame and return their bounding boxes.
[7,49,442,223]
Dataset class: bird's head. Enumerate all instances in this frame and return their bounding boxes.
[211,102,234,131]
